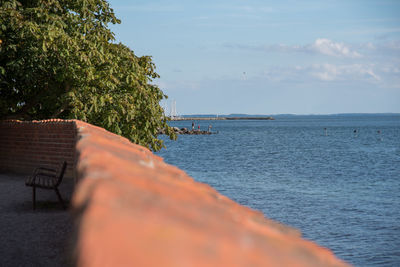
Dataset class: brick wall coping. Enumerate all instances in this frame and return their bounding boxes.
[72,120,350,267]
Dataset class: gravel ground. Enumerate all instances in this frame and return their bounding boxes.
[0,173,75,267]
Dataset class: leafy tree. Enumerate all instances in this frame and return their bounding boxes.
[0,0,176,151]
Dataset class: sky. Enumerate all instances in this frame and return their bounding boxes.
[108,0,400,115]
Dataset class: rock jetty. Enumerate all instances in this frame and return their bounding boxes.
[173,127,215,135]
[158,127,216,135]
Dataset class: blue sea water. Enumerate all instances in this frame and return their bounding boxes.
[156,114,400,266]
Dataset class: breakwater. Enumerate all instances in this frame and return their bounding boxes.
[173,127,217,135]
[171,116,274,121]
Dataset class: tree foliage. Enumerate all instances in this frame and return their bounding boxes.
[0,0,176,151]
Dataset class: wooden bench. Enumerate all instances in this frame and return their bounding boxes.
[25,161,67,210]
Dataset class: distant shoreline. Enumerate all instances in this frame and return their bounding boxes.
[170,117,275,121]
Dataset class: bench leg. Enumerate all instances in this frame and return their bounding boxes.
[55,188,66,210]
[33,186,36,210]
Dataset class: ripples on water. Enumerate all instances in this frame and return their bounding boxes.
[157,115,400,266]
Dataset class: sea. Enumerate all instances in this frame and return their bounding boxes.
[156,114,400,267]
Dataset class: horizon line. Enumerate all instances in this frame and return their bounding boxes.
[178,112,400,116]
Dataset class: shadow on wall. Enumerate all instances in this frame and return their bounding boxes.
[0,120,76,179]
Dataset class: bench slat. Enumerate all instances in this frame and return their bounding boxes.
[25,161,67,210]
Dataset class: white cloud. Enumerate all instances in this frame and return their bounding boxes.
[225,38,363,58]
[311,63,380,81]
[260,63,381,83]
[311,64,339,81]
[233,5,275,13]
[365,42,376,50]
[382,65,400,74]
[384,40,400,51]
[311,38,362,58]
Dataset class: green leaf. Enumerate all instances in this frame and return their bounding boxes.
[0,0,175,151]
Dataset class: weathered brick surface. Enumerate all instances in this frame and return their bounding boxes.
[72,120,350,267]
[0,120,76,178]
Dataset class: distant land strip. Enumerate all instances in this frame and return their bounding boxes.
[170,116,274,121]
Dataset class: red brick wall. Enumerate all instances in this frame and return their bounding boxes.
[0,119,350,266]
[72,120,350,267]
[0,120,76,178]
